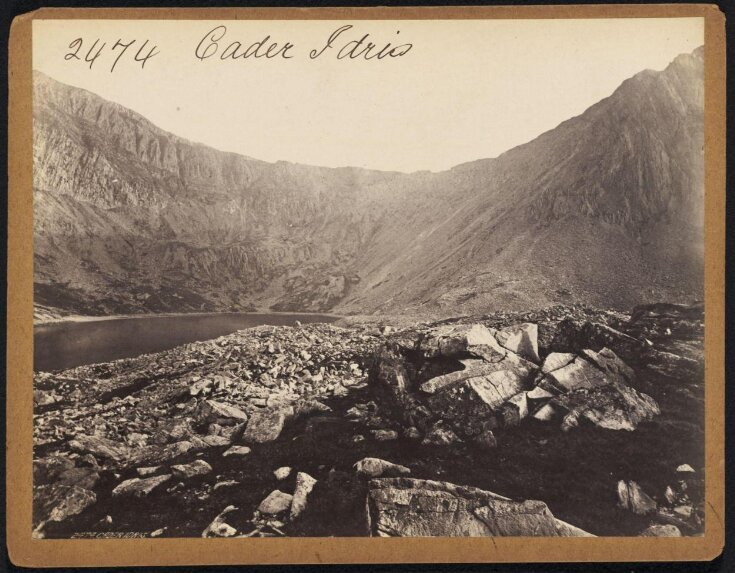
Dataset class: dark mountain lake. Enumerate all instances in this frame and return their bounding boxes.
[34,312,339,372]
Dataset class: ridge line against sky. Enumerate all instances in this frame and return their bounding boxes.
[33,18,703,173]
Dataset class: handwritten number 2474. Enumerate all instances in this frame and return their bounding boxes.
[65,38,159,72]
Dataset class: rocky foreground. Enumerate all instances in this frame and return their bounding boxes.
[33,303,705,539]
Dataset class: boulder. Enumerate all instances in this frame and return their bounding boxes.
[218,422,247,443]
[345,401,378,421]
[258,490,293,515]
[201,435,232,447]
[538,357,609,394]
[354,457,411,478]
[554,381,660,432]
[202,505,238,538]
[273,466,292,480]
[125,432,150,448]
[171,460,212,480]
[617,480,657,515]
[639,524,682,537]
[676,464,696,474]
[33,484,97,533]
[418,324,502,359]
[33,454,76,484]
[499,392,529,427]
[112,474,172,497]
[57,467,100,490]
[290,472,317,519]
[371,429,398,441]
[580,348,635,383]
[137,466,161,477]
[366,478,593,537]
[222,445,252,457]
[127,440,204,468]
[214,480,239,491]
[404,426,421,440]
[532,403,559,422]
[673,505,693,519]
[527,386,555,401]
[422,425,462,446]
[426,369,527,433]
[420,359,533,395]
[473,429,497,449]
[154,418,194,445]
[664,486,677,504]
[69,434,131,465]
[242,409,288,444]
[370,346,417,405]
[196,400,249,424]
[540,352,576,374]
[34,389,59,407]
[550,320,647,363]
[294,399,332,418]
[494,323,540,363]
[189,378,213,397]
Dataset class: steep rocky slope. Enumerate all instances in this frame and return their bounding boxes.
[33,47,704,317]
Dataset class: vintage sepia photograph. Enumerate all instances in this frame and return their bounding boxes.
[27,13,712,545]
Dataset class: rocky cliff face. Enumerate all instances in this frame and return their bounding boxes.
[33,47,704,316]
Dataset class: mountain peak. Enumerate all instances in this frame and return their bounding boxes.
[33,50,704,316]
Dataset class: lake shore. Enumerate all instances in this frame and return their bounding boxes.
[34,308,343,328]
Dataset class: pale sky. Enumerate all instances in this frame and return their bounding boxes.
[33,18,703,173]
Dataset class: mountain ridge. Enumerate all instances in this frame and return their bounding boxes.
[32,46,704,318]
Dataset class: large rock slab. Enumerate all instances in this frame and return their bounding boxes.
[70,434,208,469]
[540,352,576,374]
[33,484,97,535]
[196,400,249,424]
[580,348,635,383]
[419,324,502,359]
[538,357,609,394]
[127,439,204,468]
[420,356,534,395]
[426,369,528,433]
[112,474,172,497]
[171,460,213,480]
[553,381,660,432]
[68,435,131,465]
[241,409,289,444]
[494,323,540,363]
[550,320,647,363]
[366,478,593,537]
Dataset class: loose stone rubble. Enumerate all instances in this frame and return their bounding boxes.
[31,304,705,538]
